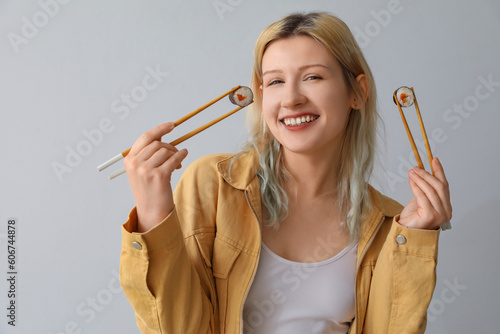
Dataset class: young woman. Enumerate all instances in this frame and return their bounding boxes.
[119,12,452,334]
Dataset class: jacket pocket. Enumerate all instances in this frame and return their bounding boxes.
[193,233,217,314]
[356,263,375,331]
[212,236,242,333]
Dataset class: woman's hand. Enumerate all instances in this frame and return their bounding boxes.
[124,122,188,232]
[398,157,452,230]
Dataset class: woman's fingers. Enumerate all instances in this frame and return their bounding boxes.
[413,167,447,197]
[125,122,181,172]
[406,159,452,225]
[147,146,176,169]
[408,172,446,224]
[418,160,452,216]
[128,122,175,156]
[409,169,443,210]
[147,146,188,171]
[432,158,452,215]
[432,157,449,189]
[137,141,178,165]
[123,122,189,232]
[407,175,430,208]
[158,149,188,174]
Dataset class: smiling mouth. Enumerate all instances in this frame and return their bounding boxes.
[281,115,319,126]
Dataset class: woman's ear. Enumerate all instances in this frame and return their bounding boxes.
[259,84,263,97]
[352,74,369,109]
[357,74,369,101]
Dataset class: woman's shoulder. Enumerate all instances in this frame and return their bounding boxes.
[182,149,258,183]
[367,185,404,218]
[185,150,250,172]
[188,152,238,168]
[179,153,234,182]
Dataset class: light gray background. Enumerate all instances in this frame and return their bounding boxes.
[1,0,499,333]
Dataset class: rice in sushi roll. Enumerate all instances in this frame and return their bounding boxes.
[393,86,415,107]
[229,86,253,107]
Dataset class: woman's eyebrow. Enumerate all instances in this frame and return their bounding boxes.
[299,64,329,71]
[262,69,282,77]
[262,64,330,77]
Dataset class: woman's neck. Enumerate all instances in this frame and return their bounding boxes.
[282,147,340,200]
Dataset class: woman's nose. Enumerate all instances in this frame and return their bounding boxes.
[280,82,307,109]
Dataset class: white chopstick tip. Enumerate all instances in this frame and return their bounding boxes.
[440,221,452,231]
[108,167,127,180]
[97,153,124,172]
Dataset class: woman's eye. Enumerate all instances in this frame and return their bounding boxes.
[306,75,322,81]
[268,80,284,86]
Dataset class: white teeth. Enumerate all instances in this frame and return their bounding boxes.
[283,115,318,126]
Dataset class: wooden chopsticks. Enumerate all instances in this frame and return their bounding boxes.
[393,87,434,175]
[394,87,452,230]
[97,85,253,180]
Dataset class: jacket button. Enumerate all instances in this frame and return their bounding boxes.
[396,235,406,245]
[131,241,143,250]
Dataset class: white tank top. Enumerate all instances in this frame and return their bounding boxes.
[242,240,358,334]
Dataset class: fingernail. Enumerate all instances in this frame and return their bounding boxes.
[435,157,441,165]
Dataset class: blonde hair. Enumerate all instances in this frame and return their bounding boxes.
[244,12,379,240]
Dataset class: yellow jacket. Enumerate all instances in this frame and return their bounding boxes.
[120,150,440,334]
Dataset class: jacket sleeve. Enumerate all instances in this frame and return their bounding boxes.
[119,158,220,333]
[363,216,440,334]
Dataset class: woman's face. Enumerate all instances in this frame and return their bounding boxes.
[261,35,355,157]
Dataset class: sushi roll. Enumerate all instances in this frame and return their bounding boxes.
[229,86,253,107]
[393,86,415,107]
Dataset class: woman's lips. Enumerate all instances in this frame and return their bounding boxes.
[280,114,320,128]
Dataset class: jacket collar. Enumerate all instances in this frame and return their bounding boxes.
[366,185,402,218]
[216,149,402,219]
[217,149,259,191]
[358,185,403,247]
